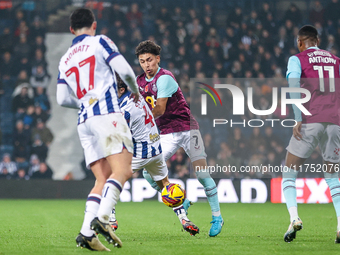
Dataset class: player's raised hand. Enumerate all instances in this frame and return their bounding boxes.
[130,92,140,103]
[293,121,302,141]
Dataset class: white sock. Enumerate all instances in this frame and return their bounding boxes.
[212,210,221,217]
[288,206,298,222]
[173,205,189,222]
[337,216,340,231]
[80,193,101,237]
[97,179,122,223]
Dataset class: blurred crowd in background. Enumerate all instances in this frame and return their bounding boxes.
[1,0,339,180]
[0,4,53,179]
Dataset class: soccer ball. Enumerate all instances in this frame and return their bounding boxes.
[161,183,185,207]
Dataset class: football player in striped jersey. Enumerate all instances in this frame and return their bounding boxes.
[57,8,139,250]
[109,76,199,236]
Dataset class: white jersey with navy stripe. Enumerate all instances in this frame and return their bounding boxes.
[118,91,162,159]
[58,34,121,124]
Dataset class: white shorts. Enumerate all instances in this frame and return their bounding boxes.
[160,130,207,162]
[132,154,168,181]
[78,113,134,168]
[286,123,340,163]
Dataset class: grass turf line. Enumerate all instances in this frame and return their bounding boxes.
[0,200,339,255]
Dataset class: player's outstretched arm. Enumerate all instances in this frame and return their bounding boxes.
[152,97,168,119]
[110,54,138,94]
[56,83,80,109]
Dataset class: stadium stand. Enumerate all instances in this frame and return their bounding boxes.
[1,0,339,179]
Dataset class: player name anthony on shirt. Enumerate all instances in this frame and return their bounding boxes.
[308,56,336,64]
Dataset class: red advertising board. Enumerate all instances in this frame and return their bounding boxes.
[271,178,332,203]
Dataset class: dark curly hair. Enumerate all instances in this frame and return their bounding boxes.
[70,8,95,30]
[298,25,318,44]
[135,40,161,58]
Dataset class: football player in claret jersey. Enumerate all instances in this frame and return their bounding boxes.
[57,8,139,250]
[109,76,199,235]
[283,25,340,243]
[134,40,223,237]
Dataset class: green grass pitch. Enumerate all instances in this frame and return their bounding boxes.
[0,200,339,255]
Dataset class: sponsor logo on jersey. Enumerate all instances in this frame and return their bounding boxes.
[151,83,157,92]
[149,133,160,143]
[88,97,98,105]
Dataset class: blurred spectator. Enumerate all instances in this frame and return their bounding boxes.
[31,162,53,179]
[264,126,282,148]
[0,154,17,177]
[172,7,186,24]
[31,134,48,162]
[28,154,40,176]
[15,167,30,180]
[228,127,247,161]
[13,35,31,60]
[12,86,34,118]
[227,7,243,29]
[0,167,10,179]
[203,133,217,162]
[283,4,302,26]
[34,87,51,113]
[32,104,49,124]
[108,4,127,27]
[1,51,16,80]
[14,10,25,29]
[17,57,32,76]
[259,2,271,24]
[248,127,266,153]
[30,49,48,71]
[31,119,53,146]
[309,1,325,25]
[324,0,340,25]
[186,18,202,36]
[326,35,337,52]
[13,120,31,163]
[15,70,30,88]
[173,165,190,179]
[23,105,35,128]
[14,20,30,40]
[30,65,50,94]
[126,3,143,27]
[32,36,46,55]
[170,149,188,177]
[216,142,241,170]
[0,27,14,54]
[29,16,46,41]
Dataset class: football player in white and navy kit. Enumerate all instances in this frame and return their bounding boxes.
[108,77,199,236]
[56,8,139,251]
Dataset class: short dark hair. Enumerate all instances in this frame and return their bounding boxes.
[135,40,161,58]
[116,74,127,92]
[70,8,95,31]
[298,25,318,43]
